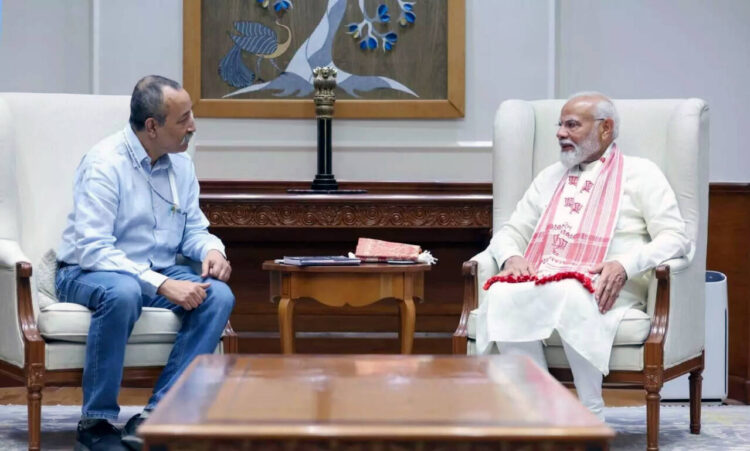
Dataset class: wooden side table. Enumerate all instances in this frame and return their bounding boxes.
[262,261,431,354]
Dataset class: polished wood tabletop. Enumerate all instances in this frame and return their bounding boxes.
[140,354,613,448]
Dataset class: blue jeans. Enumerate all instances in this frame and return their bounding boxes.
[55,264,234,420]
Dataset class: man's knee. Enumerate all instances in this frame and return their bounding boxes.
[100,274,142,316]
[206,280,235,314]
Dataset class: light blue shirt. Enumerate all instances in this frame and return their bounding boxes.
[57,126,225,297]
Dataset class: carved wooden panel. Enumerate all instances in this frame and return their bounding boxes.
[199,181,492,356]
[202,202,490,228]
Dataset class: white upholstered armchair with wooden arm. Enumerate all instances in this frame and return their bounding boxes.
[0,93,238,451]
[453,98,709,451]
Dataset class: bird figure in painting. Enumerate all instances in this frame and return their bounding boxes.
[223,0,418,98]
[219,20,292,88]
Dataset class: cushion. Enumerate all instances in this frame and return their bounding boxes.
[545,344,646,372]
[45,342,175,370]
[467,335,646,372]
[45,341,224,371]
[546,308,651,346]
[36,248,59,308]
[38,302,181,344]
[467,307,651,346]
[37,291,58,310]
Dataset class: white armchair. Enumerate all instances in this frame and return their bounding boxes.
[0,93,238,450]
[453,99,709,451]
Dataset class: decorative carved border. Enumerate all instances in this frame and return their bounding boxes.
[202,202,490,228]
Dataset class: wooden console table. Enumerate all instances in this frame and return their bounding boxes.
[199,181,492,354]
[263,261,431,354]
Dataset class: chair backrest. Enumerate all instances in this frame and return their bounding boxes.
[0,93,198,268]
[0,93,132,266]
[492,98,709,362]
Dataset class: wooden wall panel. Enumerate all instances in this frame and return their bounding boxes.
[706,184,750,403]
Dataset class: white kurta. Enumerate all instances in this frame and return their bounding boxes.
[476,154,692,374]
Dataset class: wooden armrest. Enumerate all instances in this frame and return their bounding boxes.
[16,262,43,344]
[453,260,478,354]
[14,262,46,376]
[643,264,671,370]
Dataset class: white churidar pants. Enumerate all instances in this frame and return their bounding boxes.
[498,340,605,421]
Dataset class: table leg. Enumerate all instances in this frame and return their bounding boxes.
[397,297,416,354]
[278,297,296,354]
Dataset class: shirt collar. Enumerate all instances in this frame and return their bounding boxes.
[123,126,172,171]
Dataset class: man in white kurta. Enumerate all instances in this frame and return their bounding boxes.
[475,93,692,419]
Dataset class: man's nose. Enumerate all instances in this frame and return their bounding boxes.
[556,126,567,140]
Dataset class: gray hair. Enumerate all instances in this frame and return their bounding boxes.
[568,91,620,139]
[129,75,182,131]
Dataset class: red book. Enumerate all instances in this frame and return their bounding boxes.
[354,238,421,262]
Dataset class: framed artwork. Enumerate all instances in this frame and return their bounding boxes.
[183,0,465,118]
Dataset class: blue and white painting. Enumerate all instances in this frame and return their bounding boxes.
[206,0,447,100]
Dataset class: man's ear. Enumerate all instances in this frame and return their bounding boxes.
[601,118,614,140]
[144,118,158,138]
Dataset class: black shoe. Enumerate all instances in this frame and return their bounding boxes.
[121,413,146,451]
[75,419,126,451]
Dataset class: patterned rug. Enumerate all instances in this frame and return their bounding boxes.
[604,404,750,450]
[0,404,748,450]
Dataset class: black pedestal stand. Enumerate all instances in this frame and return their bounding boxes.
[288,67,366,195]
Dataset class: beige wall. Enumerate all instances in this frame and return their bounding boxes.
[558,0,750,183]
[2,0,748,182]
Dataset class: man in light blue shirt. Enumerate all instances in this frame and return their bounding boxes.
[56,75,234,451]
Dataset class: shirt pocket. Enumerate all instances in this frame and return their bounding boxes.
[156,211,187,255]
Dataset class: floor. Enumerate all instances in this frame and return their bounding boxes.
[3,387,746,450]
[4,404,750,451]
[0,387,651,406]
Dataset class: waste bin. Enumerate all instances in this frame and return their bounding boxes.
[661,271,727,400]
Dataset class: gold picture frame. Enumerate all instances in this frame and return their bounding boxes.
[183,0,465,118]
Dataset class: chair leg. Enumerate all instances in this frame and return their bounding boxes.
[27,384,42,451]
[645,386,660,451]
[689,367,703,434]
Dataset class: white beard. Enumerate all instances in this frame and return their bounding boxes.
[559,129,601,169]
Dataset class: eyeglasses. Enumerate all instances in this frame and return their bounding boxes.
[557,118,606,132]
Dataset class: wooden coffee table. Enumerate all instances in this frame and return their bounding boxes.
[139,354,614,450]
[262,261,431,354]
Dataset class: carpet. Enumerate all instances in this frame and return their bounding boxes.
[0,405,142,450]
[0,404,748,450]
[603,404,750,450]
